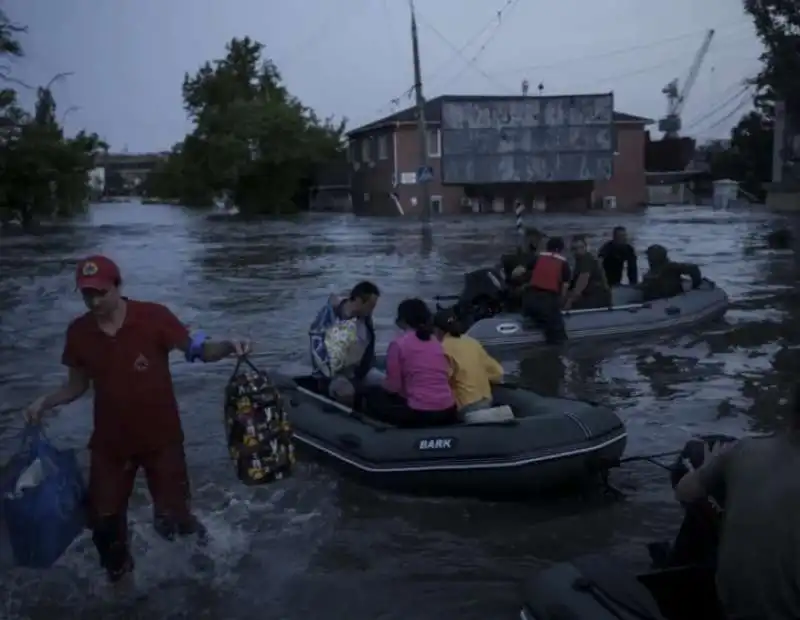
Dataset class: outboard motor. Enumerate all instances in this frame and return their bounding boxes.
[648,434,737,570]
[457,268,507,321]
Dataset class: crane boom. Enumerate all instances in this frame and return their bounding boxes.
[658,28,715,138]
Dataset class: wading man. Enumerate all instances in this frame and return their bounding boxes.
[25,255,250,585]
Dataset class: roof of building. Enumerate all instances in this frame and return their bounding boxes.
[348,94,654,137]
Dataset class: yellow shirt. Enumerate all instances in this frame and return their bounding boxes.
[441,334,504,409]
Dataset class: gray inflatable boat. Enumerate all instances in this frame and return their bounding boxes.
[277,372,626,498]
[442,275,728,349]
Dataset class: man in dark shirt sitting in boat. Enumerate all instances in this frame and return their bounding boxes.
[598,226,638,286]
[675,384,800,620]
[564,235,611,310]
[639,244,702,302]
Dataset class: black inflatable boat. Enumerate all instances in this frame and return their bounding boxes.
[520,435,735,620]
[277,371,626,498]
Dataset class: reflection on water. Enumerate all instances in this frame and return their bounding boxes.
[0,204,798,619]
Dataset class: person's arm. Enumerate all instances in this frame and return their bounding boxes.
[674,442,734,504]
[566,260,589,305]
[560,262,571,300]
[157,304,241,362]
[32,326,92,418]
[382,341,404,395]
[677,263,703,289]
[625,245,638,284]
[479,344,504,383]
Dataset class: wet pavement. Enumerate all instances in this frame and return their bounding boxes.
[0,203,798,620]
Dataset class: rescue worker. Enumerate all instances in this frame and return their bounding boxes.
[598,226,638,286]
[675,384,800,620]
[24,255,250,586]
[522,236,571,344]
[503,228,545,309]
[564,234,611,310]
[639,244,702,301]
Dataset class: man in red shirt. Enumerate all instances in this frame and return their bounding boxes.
[25,255,250,584]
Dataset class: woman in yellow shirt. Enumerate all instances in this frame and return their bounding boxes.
[433,310,504,414]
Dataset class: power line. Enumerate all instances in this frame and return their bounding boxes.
[371,0,520,116]
[438,0,522,89]
[491,19,753,77]
[683,82,752,132]
[695,91,753,135]
[415,7,517,93]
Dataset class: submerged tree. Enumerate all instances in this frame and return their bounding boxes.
[143,37,345,213]
[0,10,106,226]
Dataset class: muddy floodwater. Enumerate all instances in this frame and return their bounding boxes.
[0,203,798,620]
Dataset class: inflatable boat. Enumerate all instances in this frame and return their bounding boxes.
[519,435,734,620]
[437,269,729,349]
[276,371,626,498]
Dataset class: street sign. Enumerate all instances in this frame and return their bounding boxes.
[417,165,434,183]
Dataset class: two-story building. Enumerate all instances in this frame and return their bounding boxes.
[347,94,653,216]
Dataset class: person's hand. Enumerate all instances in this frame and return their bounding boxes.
[24,395,48,425]
[563,297,573,310]
[682,439,734,472]
[232,339,252,357]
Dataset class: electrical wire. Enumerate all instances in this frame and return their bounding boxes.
[415,8,518,94]
[695,90,753,135]
[683,83,753,132]
[437,0,523,89]
[371,0,521,116]
[492,18,753,77]
[366,17,753,120]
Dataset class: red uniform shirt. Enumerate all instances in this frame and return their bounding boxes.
[62,300,190,456]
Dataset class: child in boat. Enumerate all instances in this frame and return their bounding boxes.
[433,309,504,414]
[362,298,458,427]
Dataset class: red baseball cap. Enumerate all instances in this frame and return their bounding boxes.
[75,255,121,291]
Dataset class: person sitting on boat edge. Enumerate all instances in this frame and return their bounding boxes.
[674,384,800,620]
[362,298,458,428]
[639,244,702,302]
[598,226,638,286]
[521,236,571,345]
[308,281,379,406]
[564,234,611,310]
[433,309,504,415]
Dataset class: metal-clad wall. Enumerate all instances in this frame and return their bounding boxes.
[441,94,614,184]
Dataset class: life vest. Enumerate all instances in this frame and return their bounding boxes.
[529,252,567,293]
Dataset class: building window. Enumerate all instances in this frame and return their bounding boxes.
[427,129,441,158]
[361,138,371,163]
[430,195,443,214]
[377,134,389,160]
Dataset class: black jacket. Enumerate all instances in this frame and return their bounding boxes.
[598,241,638,286]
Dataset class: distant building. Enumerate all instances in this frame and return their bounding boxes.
[346,94,653,215]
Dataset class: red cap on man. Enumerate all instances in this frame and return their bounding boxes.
[75,255,121,291]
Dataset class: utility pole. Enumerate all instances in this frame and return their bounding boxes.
[409,0,431,223]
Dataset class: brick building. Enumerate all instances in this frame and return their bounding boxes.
[347,95,653,216]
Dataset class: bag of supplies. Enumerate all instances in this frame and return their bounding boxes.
[224,356,294,486]
[0,424,86,568]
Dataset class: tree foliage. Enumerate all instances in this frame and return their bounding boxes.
[143,37,345,213]
[0,10,106,226]
[706,1,799,197]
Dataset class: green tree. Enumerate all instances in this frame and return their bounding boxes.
[145,37,345,213]
[0,10,106,227]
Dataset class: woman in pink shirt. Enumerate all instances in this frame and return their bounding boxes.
[364,298,458,427]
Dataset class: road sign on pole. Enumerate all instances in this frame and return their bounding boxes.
[417,165,434,184]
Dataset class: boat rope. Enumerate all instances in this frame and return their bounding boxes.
[618,448,683,470]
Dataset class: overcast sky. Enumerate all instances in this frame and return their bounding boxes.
[6,0,764,153]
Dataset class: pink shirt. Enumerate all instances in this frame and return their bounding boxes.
[383,330,455,411]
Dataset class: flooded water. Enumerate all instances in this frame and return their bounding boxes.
[0,203,798,620]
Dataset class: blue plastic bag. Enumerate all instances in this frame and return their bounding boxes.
[0,425,87,568]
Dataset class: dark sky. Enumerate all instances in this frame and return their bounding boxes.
[6,0,764,152]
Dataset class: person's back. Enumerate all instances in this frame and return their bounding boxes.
[441,333,503,411]
[388,330,454,411]
[715,434,800,619]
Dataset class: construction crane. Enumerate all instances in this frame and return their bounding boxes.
[658,28,715,138]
